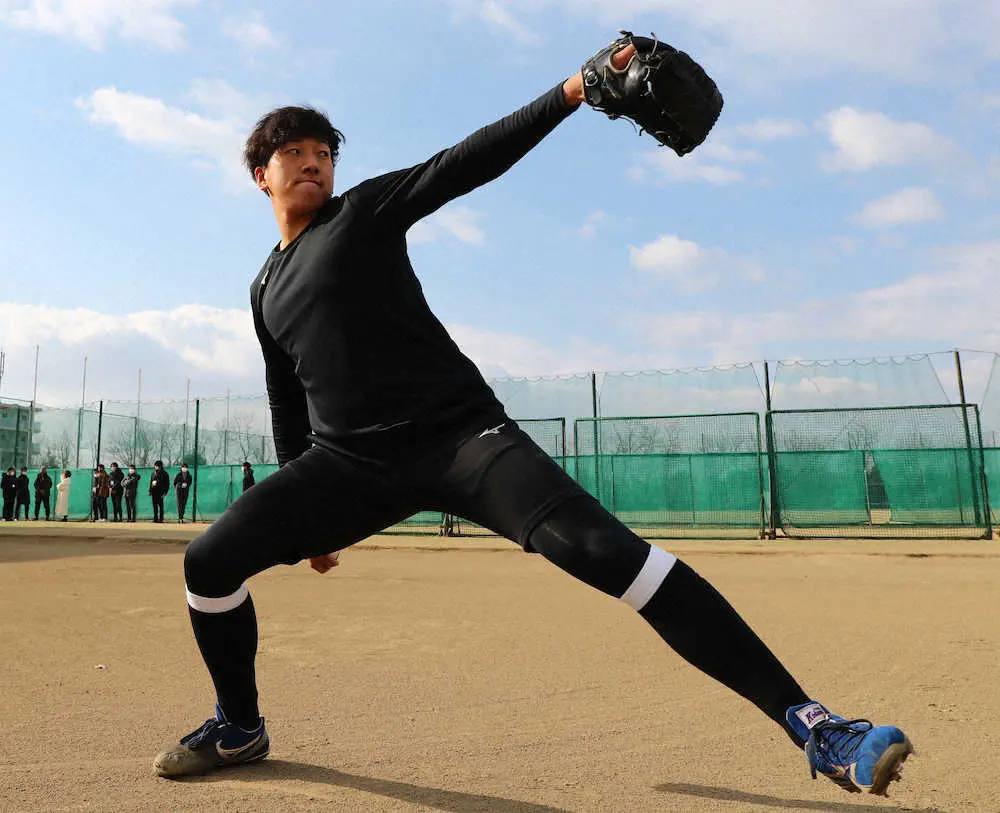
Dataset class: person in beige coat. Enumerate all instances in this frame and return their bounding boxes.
[55,470,72,522]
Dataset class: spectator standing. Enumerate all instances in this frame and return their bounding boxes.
[174,463,193,523]
[108,462,125,522]
[91,464,110,522]
[55,470,72,521]
[124,465,141,522]
[149,461,170,523]
[33,466,53,521]
[1,466,16,521]
[241,462,255,493]
[15,466,31,520]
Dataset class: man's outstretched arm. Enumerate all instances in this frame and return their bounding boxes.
[367,45,635,230]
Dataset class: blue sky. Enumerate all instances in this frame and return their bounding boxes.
[0,0,998,406]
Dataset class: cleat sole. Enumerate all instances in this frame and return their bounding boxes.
[868,738,914,796]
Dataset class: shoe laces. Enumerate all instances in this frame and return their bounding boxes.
[805,717,873,779]
[179,718,222,749]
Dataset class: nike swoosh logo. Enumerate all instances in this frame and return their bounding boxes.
[478,423,506,438]
[216,732,263,759]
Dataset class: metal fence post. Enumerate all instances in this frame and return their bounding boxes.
[95,400,103,467]
[193,399,200,522]
[763,361,779,539]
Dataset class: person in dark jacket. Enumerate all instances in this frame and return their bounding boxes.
[108,462,125,522]
[149,461,170,523]
[241,461,255,493]
[15,466,31,520]
[91,464,110,522]
[123,465,141,522]
[174,463,193,523]
[33,466,53,520]
[2,466,17,521]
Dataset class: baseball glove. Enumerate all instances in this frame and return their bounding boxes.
[582,30,723,156]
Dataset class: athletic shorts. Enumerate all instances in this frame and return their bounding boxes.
[187,416,588,590]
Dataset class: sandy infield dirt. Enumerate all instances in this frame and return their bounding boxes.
[1,523,998,813]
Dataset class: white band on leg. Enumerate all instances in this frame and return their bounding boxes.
[620,545,677,611]
[186,583,249,614]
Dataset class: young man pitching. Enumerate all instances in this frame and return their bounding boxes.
[154,42,913,796]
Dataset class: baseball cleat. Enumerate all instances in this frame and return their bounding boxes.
[153,704,269,778]
[787,701,913,796]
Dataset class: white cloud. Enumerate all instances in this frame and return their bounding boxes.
[629,241,1000,365]
[853,187,946,228]
[736,118,808,141]
[222,10,278,49]
[450,0,1000,83]
[77,84,250,188]
[445,0,540,45]
[820,107,957,172]
[576,210,607,239]
[631,149,746,186]
[629,234,766,292]
[408,205,486,245]
[0,0,196,50]
[0,302,262,405]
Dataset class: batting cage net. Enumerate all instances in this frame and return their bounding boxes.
[768,405,990,538]
[571,414,766,537]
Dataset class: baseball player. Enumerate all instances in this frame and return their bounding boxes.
[153,39,912,796]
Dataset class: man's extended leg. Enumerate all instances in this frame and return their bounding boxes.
[153,445,420,778]
[439,421,911,796]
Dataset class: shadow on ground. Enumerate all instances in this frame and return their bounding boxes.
[0,536,182,564]
[657,782,945,812]
[193,759,575,812]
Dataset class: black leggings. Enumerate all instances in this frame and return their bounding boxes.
[183,417,807,738]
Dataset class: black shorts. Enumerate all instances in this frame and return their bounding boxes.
[185,417,588,594]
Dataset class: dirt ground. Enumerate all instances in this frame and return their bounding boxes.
[1,523,998,813]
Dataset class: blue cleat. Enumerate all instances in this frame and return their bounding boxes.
[153,704,269,778]
[787,702,914,796]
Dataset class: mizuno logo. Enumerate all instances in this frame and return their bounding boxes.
[216,732,263,759]
[478,423,506,438]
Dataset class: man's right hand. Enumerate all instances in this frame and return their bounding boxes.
[308,552,341,574]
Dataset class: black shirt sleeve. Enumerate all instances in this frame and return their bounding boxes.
[251,281,312,466]
[365,83,576,230]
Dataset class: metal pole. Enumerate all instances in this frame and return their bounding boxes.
[27,346,39,467]
[763,361,779,539]
[81,356,87,408]
[192,399,200,523]
[13,405,22,469]
[95,400,103,467]
[182,378,190,464]
[591,371,601,505]
[955,350,984,528]
[224,389,230,465]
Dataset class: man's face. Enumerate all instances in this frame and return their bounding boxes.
[255,138,334,215]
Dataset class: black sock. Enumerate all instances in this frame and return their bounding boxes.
[188,595,260,730]
[640,559,809,746]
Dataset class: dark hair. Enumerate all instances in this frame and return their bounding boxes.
[243,106,345,181]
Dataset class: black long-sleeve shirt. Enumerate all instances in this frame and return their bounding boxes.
[251,84,576,465]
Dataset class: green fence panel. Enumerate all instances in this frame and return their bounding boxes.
[773,450,870,527]
[875,449,980,526]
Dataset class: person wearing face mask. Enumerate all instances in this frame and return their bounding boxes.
[15,466,31,520]
[149,461,170,523]
[2,466,17,521]
[33,465,53,521]
[108,462,125,522]
[174,463,193,523]
[123,465,141,522]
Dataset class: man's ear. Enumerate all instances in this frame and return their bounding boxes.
[254,165,270,195]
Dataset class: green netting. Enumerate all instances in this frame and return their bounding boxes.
[771,451,870,526]
[597,366,764,418]
[769,405,989,537]
[572,414,765,535]
[772,356,948,409]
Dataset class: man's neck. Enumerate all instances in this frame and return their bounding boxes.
[274,204,322,250]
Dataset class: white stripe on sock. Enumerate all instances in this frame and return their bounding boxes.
[186,583,249,614]
[620,545,677,611]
